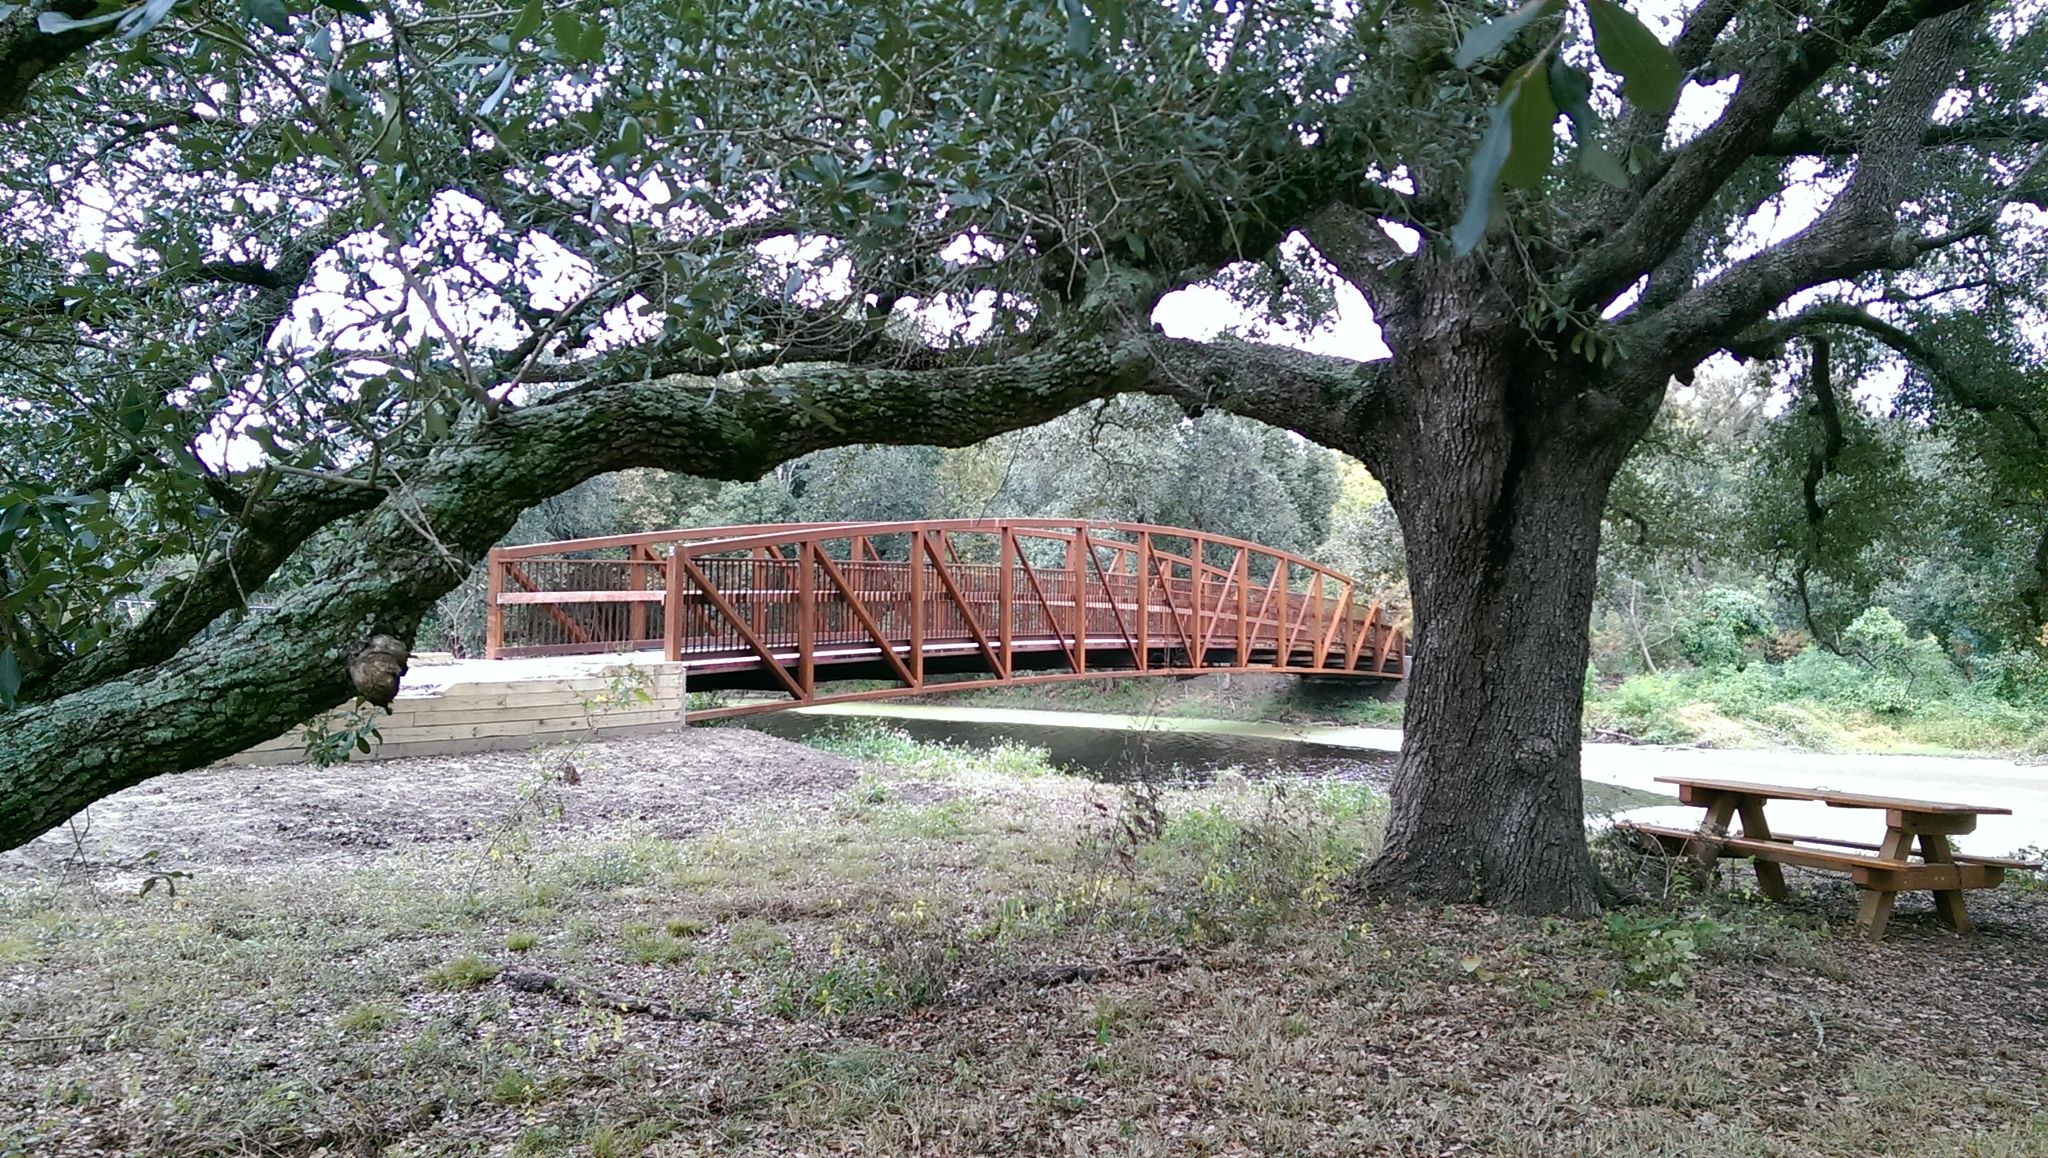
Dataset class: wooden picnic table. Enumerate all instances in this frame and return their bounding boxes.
[1618,776,2039,941]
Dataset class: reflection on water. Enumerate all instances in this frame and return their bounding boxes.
[738,710,1397,787]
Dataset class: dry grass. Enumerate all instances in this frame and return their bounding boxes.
[1,727,2043,1156]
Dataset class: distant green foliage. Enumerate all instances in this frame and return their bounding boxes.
[1588,604,2048,753]
[1675,589,1771,670]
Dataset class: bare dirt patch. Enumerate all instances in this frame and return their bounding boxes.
[0,726,856,879]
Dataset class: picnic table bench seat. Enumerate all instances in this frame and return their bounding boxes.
[1616,821,2022,890]
[1612,778,2042,940]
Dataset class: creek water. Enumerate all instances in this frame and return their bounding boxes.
[737,705,1400,787]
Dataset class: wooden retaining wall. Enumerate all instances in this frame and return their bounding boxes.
[222,663,687,766]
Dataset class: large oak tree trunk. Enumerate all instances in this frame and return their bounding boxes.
[1363,316,1655,914]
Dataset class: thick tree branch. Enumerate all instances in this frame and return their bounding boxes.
[0,1,108,113]
[1564,0,1978,314]
[20,477,388,703]
[1624,7,1979,373]
[1299,202,1412,319]
[0,325,1404,851]
[1730,300,2046,446]
[0,334,1179,847]
[1759,114,2048,157]
[1136,334,1394,471]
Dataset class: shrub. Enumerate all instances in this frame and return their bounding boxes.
[1594,673,1696,744]
[1973,649,2048,710]
[1675,588,1772,670]
[1841,607,1961,698]
[1602,912,1727,990]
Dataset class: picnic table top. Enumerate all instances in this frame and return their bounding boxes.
[1654,776,2012,816]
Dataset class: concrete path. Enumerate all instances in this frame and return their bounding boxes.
[795,703,2048,856]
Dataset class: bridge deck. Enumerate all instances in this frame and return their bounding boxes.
[485,519,1407,718]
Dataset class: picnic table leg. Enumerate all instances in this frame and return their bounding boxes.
[1916,832,1974,934]
[1688,794,1739,870]
[1733,799,1790,901]
[1855,828,1915,941]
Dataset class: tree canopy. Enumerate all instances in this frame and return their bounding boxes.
[3,0,2046,911]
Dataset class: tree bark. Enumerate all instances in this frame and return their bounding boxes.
[1358,278,1660,914]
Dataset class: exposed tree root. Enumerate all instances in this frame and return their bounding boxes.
[1009,953,1186,989]
[500,969,740,1025]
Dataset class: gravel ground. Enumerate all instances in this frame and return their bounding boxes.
[0,727,857,880]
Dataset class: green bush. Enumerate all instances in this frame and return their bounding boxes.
[1602,912,1727,990]
[1973,648,2048,710]
[1675,588,1772,670]
[1595,674,1695,744]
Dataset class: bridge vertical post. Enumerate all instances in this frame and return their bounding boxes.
[1235,547,1248,669]
[485,548,505,659]
[628,545,648,645]
[909,527,925,688]
[663,546,683,663]
[1276,563,1290,669]
[998,525,1015,678]
[1067,530,1086,676]
[1135,532,1150,672]
[797,539,816,700]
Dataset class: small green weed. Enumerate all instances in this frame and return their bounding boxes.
[727,917,791,959]
[489,1066,542,1105]
[622,922,694,965]
[504,931,539,952]
[423,954,500,991]
[336,1001,400,1035]
[1602,912,1728,990]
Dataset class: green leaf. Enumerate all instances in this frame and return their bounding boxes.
[325,0,372,16]
[549,11,579,57]
[1062,0,1090,57]
[37,9,125,34]
[116,0,179,41]
[614,116,644,168]
[477,60,515,115]
[1452,0,1561,70]
[1500,59,1558,189]
[240,0,291,36]
[508,0,542,41]
[1547,59,1628,188]
[1452,89,1517,255]
[576,15,604,61]
[0,646,18,707]
[1586,0,1681,114]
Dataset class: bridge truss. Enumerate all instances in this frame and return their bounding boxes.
[486,519,1408,719]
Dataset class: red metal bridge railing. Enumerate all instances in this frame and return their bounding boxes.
[485,519,1407,719]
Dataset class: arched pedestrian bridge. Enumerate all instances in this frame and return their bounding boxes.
[486,519,1408,719]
